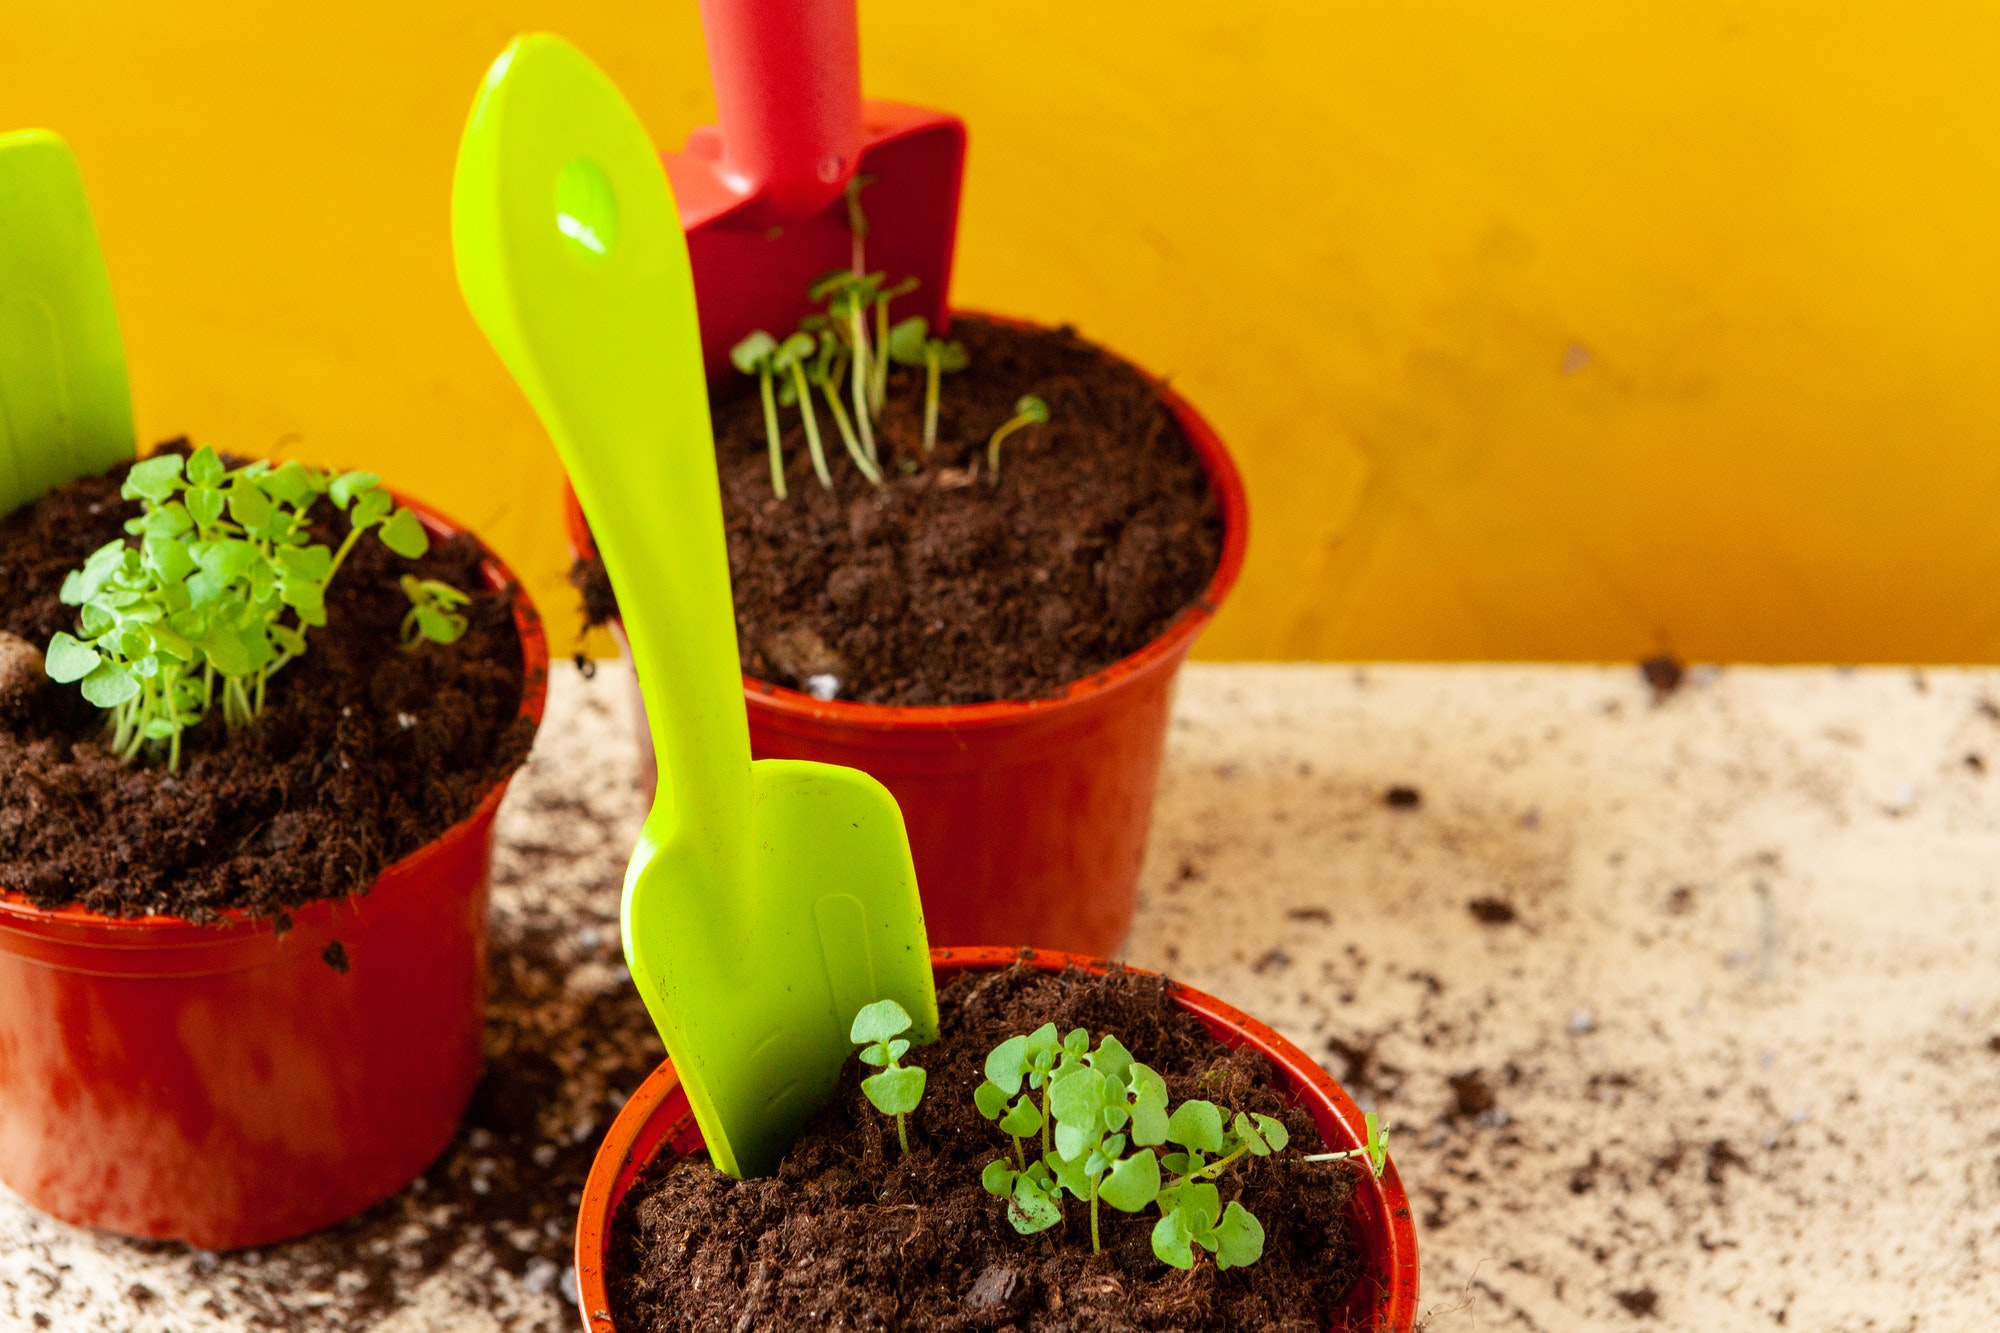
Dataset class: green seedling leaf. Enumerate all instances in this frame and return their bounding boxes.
[43,632,100,683]
[1017,394,1050,424]
[352,487,394,527]
[998,1094,1044,1139]
[974,1080,1012,1120]
[276,544,334,583]
[226,478,274,530]
[886,315,928,363]
[1129,1065,1170,1146]
[984,1034,1029,1095]
[185,487,225,529]
[378,508,430,559]
[850,998,914,1045]
[1062,1028,1090,1056]
[861,1064,926,1117]
[1168,1100,1225,1154]
[186,446,226,488]
[730,330,778,374]
[80,661,139,708]
[981,1158,1015,1197]
[1252,1114,1289,1153]
[258,460,318,507]
[1232,1111,1271,1156]
[1088,1034,1134,1087]
[1099,1148,1161,1213]
[122,454,185,502]
[1212,1201,1266,1271]
[328,470,381,511]
[1008,1172,1063,1234]
[1152,1207,1197,1270]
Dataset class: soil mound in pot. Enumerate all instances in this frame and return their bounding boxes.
[0,445,537,921]
[607,963,1364,1332]
[572,316,1225,706]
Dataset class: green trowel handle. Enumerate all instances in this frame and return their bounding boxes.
[452,36,753,861]
[0,129,135,518]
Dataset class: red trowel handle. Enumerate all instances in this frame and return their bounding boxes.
[697,0,861,224]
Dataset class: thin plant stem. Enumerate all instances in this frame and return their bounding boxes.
[759,368,787,498]
[818,370,882,485]
[870,297,890,419]
[787,362,834,488]
[896,1112,910,1156]
[923,352,942,452]
[846,303,878,465]
[1089,1175,1102,1253]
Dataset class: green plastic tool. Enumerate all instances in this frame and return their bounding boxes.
[0,129,135,518]
[451,34,937,1178]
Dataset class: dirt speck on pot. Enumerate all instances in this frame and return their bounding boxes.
[1467,896,1517,925]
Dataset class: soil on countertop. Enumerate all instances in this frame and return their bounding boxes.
[571,317,1225,706]
[0,443,538,921]
[606,963,1365,1332]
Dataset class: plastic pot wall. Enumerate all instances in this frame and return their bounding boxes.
[0,501,548,1250]
[574,947,1421,1331]
[565,315,1248,956]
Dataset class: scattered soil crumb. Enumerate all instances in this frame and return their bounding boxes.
[1640,654,1685,700]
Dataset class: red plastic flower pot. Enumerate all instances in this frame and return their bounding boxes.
[0,499,548,1250]
[574,947,1420,1331]
[564,314,1248,956]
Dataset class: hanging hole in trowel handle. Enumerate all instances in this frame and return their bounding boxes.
[554,157,618,259]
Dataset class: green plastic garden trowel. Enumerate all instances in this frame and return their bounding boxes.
[451,34,936,1178]
[0,129,135,517]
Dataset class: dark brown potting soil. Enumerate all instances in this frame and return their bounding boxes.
[572,317,1226,706]
[606,963,1366,1332]
[0,444,538,920]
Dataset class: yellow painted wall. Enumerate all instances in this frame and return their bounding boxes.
[4,3,1997,662]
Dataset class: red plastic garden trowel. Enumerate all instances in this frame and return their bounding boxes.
[452,34,936,1178]
[0,130,136,517]
[667,0,965,377]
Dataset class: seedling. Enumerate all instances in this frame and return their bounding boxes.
[985,395,1051,482]
[850,999,927,1156]
[842,173,876,278]
[866,276,919,418]
[399,575,470,650]
[886,317,969,453]
[44,446,448,770]
[968,1021,1387,1271]
[808,269,886,467]
[795,325,883,486]
[1304,1110,1391,1179]
[771,331,834,490]
[730,331,791,498]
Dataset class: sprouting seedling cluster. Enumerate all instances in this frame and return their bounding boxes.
[973,1022,1391,1272]
[850,999,928,1156]
[43,446,464,770]
[728,177,1045,497]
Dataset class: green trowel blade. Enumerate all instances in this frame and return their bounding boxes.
[0,129,135,518]
[450,33,935,1178]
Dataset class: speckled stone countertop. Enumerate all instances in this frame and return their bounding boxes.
[4,661,1997,1331]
